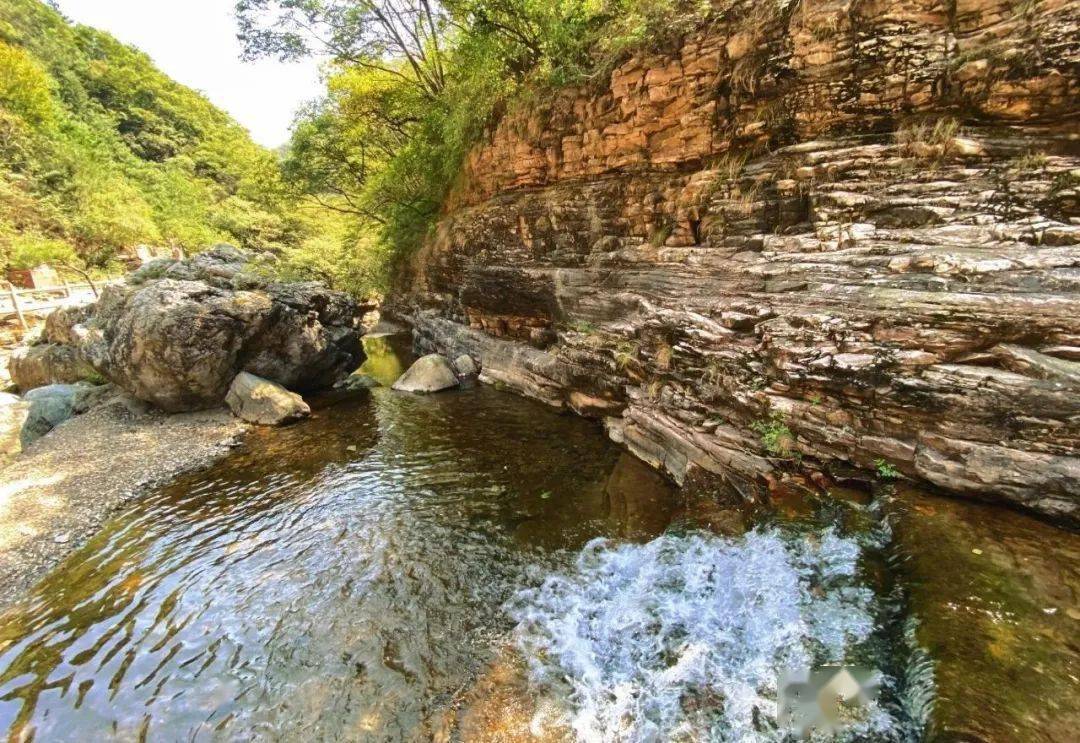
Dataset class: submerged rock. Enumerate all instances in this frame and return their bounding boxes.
[392,354,459,393]
[342,371,381,391]
[37,245,365,412]
[225,372,310,426]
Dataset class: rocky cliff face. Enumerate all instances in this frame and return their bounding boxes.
[393,0,1080,522]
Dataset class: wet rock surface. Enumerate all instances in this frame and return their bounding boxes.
[394,0,1080,522]
[41,245,365,412]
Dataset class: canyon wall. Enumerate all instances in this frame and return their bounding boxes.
[392,0,1080,522]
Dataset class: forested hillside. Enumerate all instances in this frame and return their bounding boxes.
[0,0,302,277]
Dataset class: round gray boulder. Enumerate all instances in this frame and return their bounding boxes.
[391,354,460,393]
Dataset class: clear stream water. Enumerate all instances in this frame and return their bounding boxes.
[0,335,1075,741]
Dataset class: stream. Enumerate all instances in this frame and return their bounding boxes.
[0,334,1075,741]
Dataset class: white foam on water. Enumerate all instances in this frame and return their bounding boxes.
[508,528,899,742]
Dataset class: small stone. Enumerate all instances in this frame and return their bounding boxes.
[54,533,70,544]
[343,372,381,390]
[346,445,357,452]
[971,548,983,555]
[453,354,479,378]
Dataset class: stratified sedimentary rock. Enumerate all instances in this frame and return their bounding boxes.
[392,0,1080,522]
[42,245,365,412]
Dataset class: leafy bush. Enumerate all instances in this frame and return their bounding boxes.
[874,458,900,480]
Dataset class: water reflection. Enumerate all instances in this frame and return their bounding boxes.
[0,343,676,741]
[892,486,1080,742]
[357,332,414,386]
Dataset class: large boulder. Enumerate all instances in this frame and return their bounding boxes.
[9,343,96,392]
[225,372,310,425]
[82,279,274,411]
[392,354,460,393]
[52,245,365,412]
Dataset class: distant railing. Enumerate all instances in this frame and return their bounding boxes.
[1,278,122,329]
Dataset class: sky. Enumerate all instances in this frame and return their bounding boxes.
[55,0,323,148]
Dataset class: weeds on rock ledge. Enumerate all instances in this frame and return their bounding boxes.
[751,412,794,457]
[875,459,900,480]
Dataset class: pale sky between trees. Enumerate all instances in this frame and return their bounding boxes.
[56,0,322,147]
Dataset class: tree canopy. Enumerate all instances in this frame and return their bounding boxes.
[238,0,699,293]
[0,0,703,298]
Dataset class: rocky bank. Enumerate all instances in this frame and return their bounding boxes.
[11,245,367,412]
[392,0,1080,522]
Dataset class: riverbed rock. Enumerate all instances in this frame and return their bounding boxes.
[9,343,96,392]
[225,372,310,425]
[453,354,479,378]
[392,354,459,393]
[46,245,365,412]
[342,371,381,390]
[391,2,1080,523]
[18,383,107,446]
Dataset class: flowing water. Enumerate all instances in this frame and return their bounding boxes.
[0,335,1074,741]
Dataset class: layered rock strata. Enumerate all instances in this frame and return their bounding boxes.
[393,0,1080,522]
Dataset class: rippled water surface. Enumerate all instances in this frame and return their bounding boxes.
[0,335,1075,741]
[0,339,679,741]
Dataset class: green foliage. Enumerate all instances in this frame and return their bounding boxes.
[0,0,299,276]
[751,412,794,457]
[252,0,703,294]
[875,458,900,480]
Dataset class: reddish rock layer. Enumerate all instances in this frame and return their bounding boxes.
[395,0,1080,522]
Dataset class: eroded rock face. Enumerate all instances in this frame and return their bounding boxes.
[393,1,1080,522]
[45,246,365,412]
[225,372,310,425]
